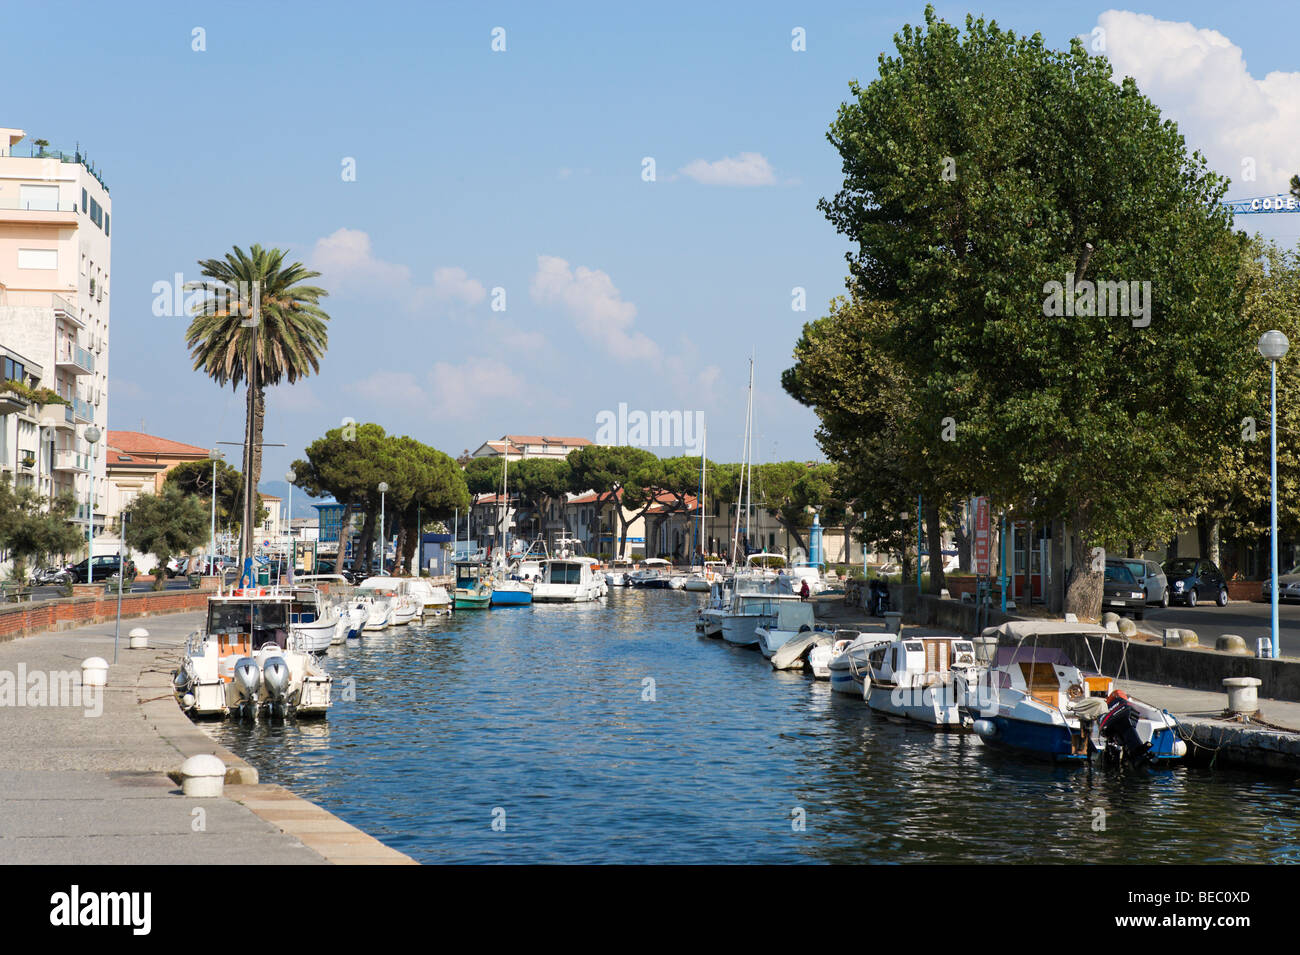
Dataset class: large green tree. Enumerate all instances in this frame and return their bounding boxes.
[816,7,1250,616]
[0,481,82,582]
[185,245,330,558]
[120,486,209,587]
[566,445,661,557]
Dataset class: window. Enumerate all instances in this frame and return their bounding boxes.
[17,248,57,270]
[104,212,109,237]
[81,188,87,212]
[19,184,59,210]
[88,198,102,229]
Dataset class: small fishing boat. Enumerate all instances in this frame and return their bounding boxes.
[453,560,493,609]
[755,601,826,658]
[828,632,895,696]
[489,572,534,606]
[865,633,984,725]
[173,588,332,720]
[960,622,1186,763]
[604,556,636,588]
[630,558,673,589]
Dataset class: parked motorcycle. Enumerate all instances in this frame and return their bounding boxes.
[30,564,72,587]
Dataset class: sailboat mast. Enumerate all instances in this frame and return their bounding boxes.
[744,357,754,555]
[698,423,706,561]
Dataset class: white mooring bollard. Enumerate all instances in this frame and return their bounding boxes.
[1222,677,1262,716]
[179,754,226,798]
[128,627,149,649]
[81,657,108,687]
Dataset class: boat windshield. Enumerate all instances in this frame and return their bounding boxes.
[548,562,585,585]
[207,601,289,633]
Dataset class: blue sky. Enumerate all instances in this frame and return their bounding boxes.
[5,1,1299,497]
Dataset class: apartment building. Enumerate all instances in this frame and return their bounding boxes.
[469,434,592,462]
[0,127,111,548]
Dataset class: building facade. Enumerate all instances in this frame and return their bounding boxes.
[0,127,111,546]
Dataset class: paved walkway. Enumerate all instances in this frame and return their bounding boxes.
[0,611,413,864]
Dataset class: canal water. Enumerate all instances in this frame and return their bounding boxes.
[205,589,1300,864]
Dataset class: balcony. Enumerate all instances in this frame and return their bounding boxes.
[53,449,89,473]
[51,293,84,328]
[56,341,94,375]
[0,196,78,227]
[0,391,29,415]
[71,397,92,423]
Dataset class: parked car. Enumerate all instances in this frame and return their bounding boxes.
[1262,564,1300,602]
[66,555,137,583]
[1102,562,1146,619]
[1164,557,1229,607]
[1120,558,1169,608]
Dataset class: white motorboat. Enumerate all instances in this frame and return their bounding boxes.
[755,601,826,658]
[173,588,332,720]
[286,586,342,654]
[683,560,727,592]
[960,622,1186,762]
[865,633,984,725]
[629,558,674,589]
[604,556,636,588]
[534,557,605,602]
[291,575,357,643]
[358,576,423,625]
[827,632,895,695]
[720,574,801,647]
[404,576,451,612]
[698,577,733,637]
[790,561,829,596]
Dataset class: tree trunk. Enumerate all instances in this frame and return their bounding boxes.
[1208,516,1221,567]
[393,523,407,575]
[336,501,354,569]
[1064,508,1103,619]
[951,504,972,573]
[925,498,945,594]
[1048,518,1065,615]
[356,509,376,576]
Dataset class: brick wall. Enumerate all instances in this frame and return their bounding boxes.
[0,590,213,644]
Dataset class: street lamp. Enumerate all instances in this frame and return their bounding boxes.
[209,449,222,575]
[83,425,101,583]
[285,468,296,583]
[1259,330,1289,660]
[378,481,389,573]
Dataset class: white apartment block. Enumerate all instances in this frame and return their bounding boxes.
[0,127,111,548]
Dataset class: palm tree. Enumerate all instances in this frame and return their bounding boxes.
[185,245,329,557]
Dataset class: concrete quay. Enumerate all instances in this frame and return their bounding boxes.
[0,610,415,864]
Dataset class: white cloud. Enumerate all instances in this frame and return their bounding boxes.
[310,228,411,289]
[1095,11,1300,194]
[529,255,661,362]
[679,152,777,187]
[430,266,487,305]
[349,370,425,406]
[429,358,524,416]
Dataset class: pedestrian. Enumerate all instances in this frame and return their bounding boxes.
[800,578,810,602]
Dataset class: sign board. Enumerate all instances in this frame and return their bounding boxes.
[973,497,991,576]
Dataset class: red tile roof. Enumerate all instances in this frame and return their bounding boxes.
[106,449,165,469]
[106,430,210,457]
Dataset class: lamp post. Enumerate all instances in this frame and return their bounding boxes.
[378,481,389,574]
[209,449,222,575]
[84,425,101,582]
[1259,330,1289,659]
[285,468,296,583]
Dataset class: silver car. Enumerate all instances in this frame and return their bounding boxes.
[1123,558,1169,608]
[1263,564,1300,602]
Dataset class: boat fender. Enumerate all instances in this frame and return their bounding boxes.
[799,624,812,633]
[972,719,997,738]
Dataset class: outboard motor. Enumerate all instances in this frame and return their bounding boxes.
[1100,690,1150,762]
[232,657,261,720]
[262,656,291,719]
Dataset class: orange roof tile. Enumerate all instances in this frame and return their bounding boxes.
[106,430,210,457]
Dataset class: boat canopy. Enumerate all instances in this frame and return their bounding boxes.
[774,602,816,631]
[981,621,1110,640]
[991,646,1076,669]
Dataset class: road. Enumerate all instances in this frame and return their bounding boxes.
[1141,598,1300,658]
[20,578,210,602]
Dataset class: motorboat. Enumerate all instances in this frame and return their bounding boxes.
[358,576,423,625]
[291,574,358,644]
[960,623,1187,763]
[683,560,727,592]
[489,555,534,606]
[828,632,896,696]
[771,629,835,671]
[604,557,636,588]
[534,556,605,602]
[865,633,985,725]
[630,558,674,589]
[173,589,332,720]
[453,560,493,609]
[755,601,828,658]
[720,573,801,647]
[286,586,343,654]
[404,576,451,613]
